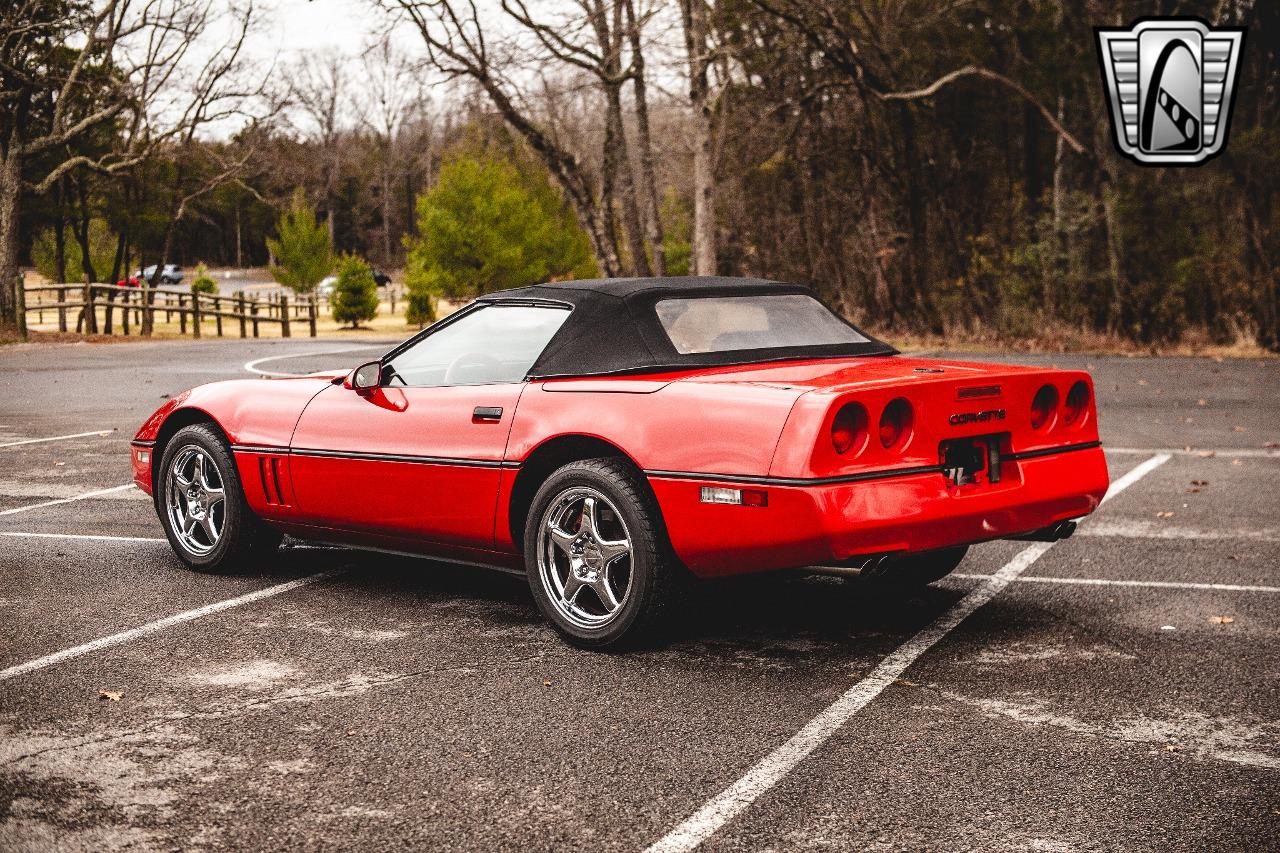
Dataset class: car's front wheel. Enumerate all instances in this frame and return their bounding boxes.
[524,458,683,649]
[157,424,281,571]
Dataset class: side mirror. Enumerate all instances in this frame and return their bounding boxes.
[349,361,382,393]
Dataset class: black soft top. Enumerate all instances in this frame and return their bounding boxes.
[440,276,896,379]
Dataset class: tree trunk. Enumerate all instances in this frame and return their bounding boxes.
[55,176,68,284]
[381,156,393,266]
[1048,94,1066,317]
[625,0,665,276]
[604,81,651,277]
[1100,177,1124,334]
[898,103,932,326]
[681,0,716,276]
[0,147,22,336]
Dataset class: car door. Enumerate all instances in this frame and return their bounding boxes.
[287,302,571,549]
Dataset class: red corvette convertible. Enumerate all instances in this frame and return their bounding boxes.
[131,277,1109,647]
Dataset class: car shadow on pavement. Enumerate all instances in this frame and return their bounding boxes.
[276,545,971,655]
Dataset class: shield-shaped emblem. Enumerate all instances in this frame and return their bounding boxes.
[1096,18,1246,165]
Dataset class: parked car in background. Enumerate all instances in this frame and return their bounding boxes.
[117,276,142,287]
[317,275,337,297]
[135,264,184,285]
[371,269,391,288]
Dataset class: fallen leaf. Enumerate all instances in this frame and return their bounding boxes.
[1183,417,1194,424]
[1198,450,1216,458]
[346,729,356,736]
[1156,511,1175,519]
[98,690,123,701]
[1164,744,1179,752]
[1138,379,1148,386]
[1208,615,1235,625]
[1186,488,1200,494]
[1197,399,1207,407]
[1160,625,1177,631]
[1232,459,1243,466]
[1190,480,1208,486]
[1232,425,1247,432]
[1266,442,1279,450]
[543,680,553,686]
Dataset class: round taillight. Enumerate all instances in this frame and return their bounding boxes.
[879,398,913,449]
[1063,380,1090,426]
[1031,384,1059,431]
[832,403,869,455]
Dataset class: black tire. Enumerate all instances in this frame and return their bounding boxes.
[859,545,969,589]
[156,423,282,571]
[524,458,685,649]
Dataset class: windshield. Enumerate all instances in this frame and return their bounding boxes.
[654,294,869,354]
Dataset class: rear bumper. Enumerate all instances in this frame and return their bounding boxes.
[648,446,1109,578]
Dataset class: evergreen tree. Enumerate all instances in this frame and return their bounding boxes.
[190,263,218,295]
[331,253,378,327]
[267,189,333,294]
[403,155,596,321]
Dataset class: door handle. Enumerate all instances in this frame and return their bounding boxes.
[472,406,503,422]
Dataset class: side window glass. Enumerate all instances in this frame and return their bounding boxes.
[385,305,570,387]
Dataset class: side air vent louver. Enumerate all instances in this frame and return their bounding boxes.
[258,456,288,505]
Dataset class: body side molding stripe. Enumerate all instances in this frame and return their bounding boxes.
[231,444,521,469]
[645,441,1102,487]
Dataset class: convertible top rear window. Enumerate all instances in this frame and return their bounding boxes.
[655,294,868,354]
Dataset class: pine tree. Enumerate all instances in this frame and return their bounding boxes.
[331,254,379,328]
[267,189,333,294]
[402,155,596,323]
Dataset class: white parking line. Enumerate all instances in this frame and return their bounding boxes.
[1078,519,1280,542]
[0,570,345,683]
[0,429,115,449]
[954,574,1280,594]
[644,453,1171,853]
[1107,446,1279,458]
[0,484,136,517]
[1,531,166,543]
[243,346,386,376]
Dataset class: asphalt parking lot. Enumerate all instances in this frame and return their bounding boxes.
[1,339,1277,851]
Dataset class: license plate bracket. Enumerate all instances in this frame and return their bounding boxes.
[940,435,1004,487]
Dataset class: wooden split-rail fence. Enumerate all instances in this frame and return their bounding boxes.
[24,283,325,338]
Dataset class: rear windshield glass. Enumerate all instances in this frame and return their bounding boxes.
[654,294,868,354]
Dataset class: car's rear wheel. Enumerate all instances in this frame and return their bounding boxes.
[157,424,281,571]
[524,458,683,649]
[859,545,969,588]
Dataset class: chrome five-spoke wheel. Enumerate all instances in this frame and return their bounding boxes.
[165,445,226,556]
[537,487,633,630]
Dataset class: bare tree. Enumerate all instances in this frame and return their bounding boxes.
[138,0,275,334]
[0,0,183,335]
[290,51,349,247]
[679,0,717,276]
[624,0,664,276]
[501,0,653,276]
[384,0,645,274]
[356,36,430,267]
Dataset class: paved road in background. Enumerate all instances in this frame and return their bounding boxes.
[1,339,1277,851]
